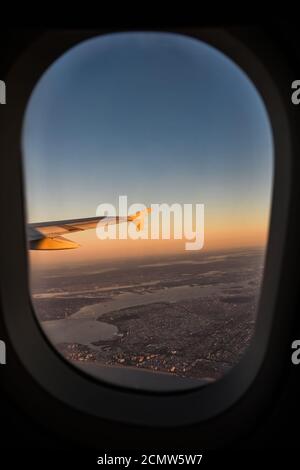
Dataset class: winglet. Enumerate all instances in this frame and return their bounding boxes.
[129,208,152,232]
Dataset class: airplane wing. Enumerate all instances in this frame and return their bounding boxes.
[27,209,151,250]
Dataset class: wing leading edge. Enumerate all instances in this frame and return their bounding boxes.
[28,209,151,250]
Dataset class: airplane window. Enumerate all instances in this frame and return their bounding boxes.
[22,32,273,391]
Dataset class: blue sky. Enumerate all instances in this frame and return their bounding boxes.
[22,31,273,230]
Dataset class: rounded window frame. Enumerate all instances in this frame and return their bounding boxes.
[0,28,292,427]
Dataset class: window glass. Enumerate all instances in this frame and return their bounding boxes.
[22,32,273,390]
